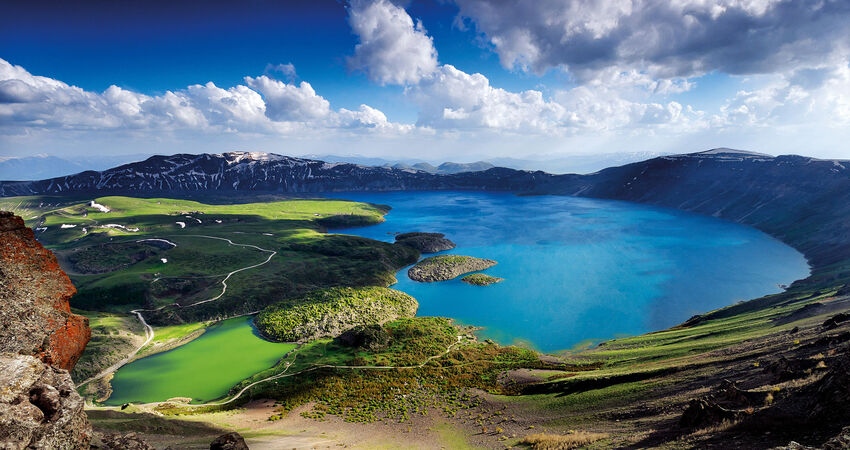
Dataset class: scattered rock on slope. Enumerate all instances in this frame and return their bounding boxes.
[210,432,249,450]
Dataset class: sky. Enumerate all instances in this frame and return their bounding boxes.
[1,0,850,160]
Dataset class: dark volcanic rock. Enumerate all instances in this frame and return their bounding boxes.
[210,432,249,450]
[0,211,90,370]
[394,232,456,253]
[739,352,850,439]
[0,353,91,449]
[823,312,850,330]
[679,398,743,428]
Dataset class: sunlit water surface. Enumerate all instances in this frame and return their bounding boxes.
[329,191,809,352]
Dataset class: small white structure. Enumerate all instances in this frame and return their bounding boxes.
[161,258,168,264]
[90,201,110,213]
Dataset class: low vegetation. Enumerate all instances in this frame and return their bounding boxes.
[519,431,610,449]
[254,287,418,342]
[71,309,146,383]
[219,317,572,424]
[461,273,504,286]
[408,255,497,282]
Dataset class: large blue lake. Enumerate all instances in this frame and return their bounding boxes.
[329,191,810,353]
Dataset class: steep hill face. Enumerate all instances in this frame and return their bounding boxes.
[0,151,558,196]
[0,212,91,370]
[556,149,850,268]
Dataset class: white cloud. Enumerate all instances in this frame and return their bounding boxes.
[714,66,850,128]
[408,65,566,132]
[406,64,703,134]
[0,58,410,137]
[244,76,330,122]
[453,0,850,81]
[347,0,439,85]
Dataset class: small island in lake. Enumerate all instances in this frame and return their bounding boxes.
[461,273,504,286]
[395,232,456,253]
[408,255,497,282]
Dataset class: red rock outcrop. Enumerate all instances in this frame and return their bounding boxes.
[0,211,90,370]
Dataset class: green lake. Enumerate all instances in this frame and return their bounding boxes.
[105,316,295,405]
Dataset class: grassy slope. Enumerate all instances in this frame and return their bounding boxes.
[0,194,420,387]
[0,195,417,323]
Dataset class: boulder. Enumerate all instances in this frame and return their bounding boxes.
[679,398,742,428]
[210,432,249,450]
[0,353,91,449]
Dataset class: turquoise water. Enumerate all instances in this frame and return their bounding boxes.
[106,317,296,405]
[329,191,810,353]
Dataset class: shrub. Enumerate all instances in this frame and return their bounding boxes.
[519,431,609,450]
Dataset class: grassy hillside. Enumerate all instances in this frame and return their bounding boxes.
[255,287,418,342]
[0,195,417,323]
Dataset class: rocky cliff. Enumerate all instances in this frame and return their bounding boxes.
[0,211,90,369]
[0,211,93,449]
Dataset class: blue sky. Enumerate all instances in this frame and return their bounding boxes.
[1,0,849,160]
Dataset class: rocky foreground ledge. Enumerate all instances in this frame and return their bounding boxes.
[408,255,497,282]
[0,211,93,448]
[0,211,90,370]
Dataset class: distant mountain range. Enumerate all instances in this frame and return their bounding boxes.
[303,151,667,174]
[3,147,848,270]
[0,150,667,181]
[0,151,562,196]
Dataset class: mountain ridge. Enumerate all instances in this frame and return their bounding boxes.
[3,148,850,270]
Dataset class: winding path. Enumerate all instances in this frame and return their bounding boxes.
[87,335,465,410]
[78,234,277,388]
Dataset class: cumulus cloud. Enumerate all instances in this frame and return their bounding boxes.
[406,64,704,134]
[714,66,850,128]
[408,65,566,131]
[0,58,411,137]
[245,76,330,122]
[347,0,439,85]
[453,0,850,80]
